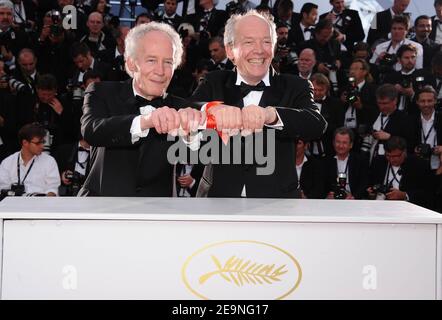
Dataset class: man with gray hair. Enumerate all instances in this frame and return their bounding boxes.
[79,22,204,196]
[0,0,29,69]
[191,10,327,198]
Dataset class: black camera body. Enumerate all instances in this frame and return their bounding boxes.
[346,77,359,105]
[50,10,63,37]
[65,171,85,196]
[379,53,397,73]
[416,143,433,160]
[401,77,412,88]
[0,183,25,200]
[334,173,348,200]
[371,183,392,199]
[325,62,338,71]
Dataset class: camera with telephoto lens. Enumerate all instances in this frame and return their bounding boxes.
[50,10,63,37]
[65,171,85,196]
[8,78,27,93]
[379,53,397,73]
[334,172,348,200]
[415,76,425,91]
[346,77,359,105]
[415,143,434,160]
[67,79,85,100]
[0,183,25,200]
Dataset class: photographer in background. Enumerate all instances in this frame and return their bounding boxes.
[208,36,233,71]
[325,127,369,200]
[300,18,343,96]
[9,48,39,96]
[0,0,29,70]
[413,86,442,174]
[370,16,423,80]
[0,122,60,199]
[35,10,75,93]
[273,22,297,74]
[340,58,378,153]
[367,136,432,208]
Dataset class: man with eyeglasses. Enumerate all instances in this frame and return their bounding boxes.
[367,136,432,208]
[0,122,60,197]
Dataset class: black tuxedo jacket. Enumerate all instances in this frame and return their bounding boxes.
[190,69,327,198]
[319,9,365,50]
[326,152,369,199]
[71,59,111,86]
[411,36,441,70]
[368,155,432,207]
[79,80,187,196]
[430,16,441,42]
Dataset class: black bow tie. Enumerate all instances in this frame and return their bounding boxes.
[135,95,164,108]
[216,62,226,70]
[78,146,90,153]
[238,81,266,97]
[304,27,314,33]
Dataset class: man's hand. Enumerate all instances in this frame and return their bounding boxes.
[61,170,72,185]
[0,45,14,62]
[177,174,194,188]
[372,130,391,141]
[39,25,50,41]
[386,188,407,200]
[317,63,330,75]
[0,115,5,127]
[146,106,180,135]
[178,107,206,136]
[376,52,388,64]
[335,30,345,43]
[207,104,243,133]
[49,97,63,115]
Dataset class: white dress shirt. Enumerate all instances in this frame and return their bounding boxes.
[370,39,423,71]
[420,111,440,169]
[0,151,60,195]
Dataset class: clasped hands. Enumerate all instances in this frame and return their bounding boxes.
[141,104,278,136]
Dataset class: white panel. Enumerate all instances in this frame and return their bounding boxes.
[0,219,3,299]
[1,220,436,300]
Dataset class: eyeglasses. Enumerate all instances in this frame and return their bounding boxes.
[29,140,46,145]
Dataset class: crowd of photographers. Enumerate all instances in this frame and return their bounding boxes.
[1,0,442,212]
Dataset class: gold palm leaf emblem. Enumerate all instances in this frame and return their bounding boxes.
[199,255,288,287]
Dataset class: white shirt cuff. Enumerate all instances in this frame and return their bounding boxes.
[130,106,156,144]
[264,110,284,130]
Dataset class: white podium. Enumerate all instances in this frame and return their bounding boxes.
[0,197,441,300]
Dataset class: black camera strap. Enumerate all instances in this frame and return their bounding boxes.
[385,164,401,186]
[17,154,36,185]
[380,114,389,130]
[421,124,435,145]
[13,3,26,25]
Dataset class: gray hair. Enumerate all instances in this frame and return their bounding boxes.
[224,10,277,49]
[124,22,183,77]
[0,0,13,10]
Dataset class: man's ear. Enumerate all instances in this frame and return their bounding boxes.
[226,45,235,64]
[126,57,137,74]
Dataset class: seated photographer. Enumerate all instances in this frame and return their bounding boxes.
[368,84,416,164]
[370,16,423,77]
[413,86,442,174]
[294,138,326,199]
[9,48,39,96]
[326,127,369,200]
[156,0,183,31]
[310,73,343,158]
[0,122,60,197]
[384,44,430,116]
[367,136,432,208]
[340,58,378,152]
[273,22,298,74]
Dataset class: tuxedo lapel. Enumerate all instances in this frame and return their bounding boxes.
[259,69,283,107]
[224,72,244,108]
[119,79,139,114]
